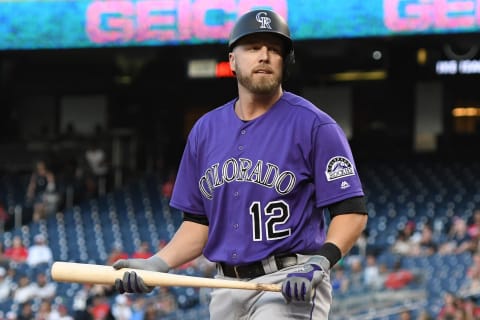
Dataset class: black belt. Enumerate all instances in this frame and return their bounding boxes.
[219,254,298,279]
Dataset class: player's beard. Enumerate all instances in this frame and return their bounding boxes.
[235,65,283,95]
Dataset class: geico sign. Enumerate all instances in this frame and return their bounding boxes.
[384,0,480,31]
[86,0,287,43]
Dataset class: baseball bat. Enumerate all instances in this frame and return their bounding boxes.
[50,261,282,292]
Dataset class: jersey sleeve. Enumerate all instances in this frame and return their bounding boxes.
[313,123,364,208]
[169,128,205,215]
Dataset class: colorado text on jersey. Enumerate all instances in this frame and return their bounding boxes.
[198,157,296,200]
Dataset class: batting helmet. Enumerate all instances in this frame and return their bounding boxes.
[229,9,295,69]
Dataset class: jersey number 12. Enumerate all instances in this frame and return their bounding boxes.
[249,200,292,241]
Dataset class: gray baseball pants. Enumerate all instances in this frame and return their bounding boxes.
[209,254,333,320]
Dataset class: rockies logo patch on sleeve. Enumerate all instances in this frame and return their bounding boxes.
[325,156,355,181]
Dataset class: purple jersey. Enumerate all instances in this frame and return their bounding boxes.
[170,91,364,265]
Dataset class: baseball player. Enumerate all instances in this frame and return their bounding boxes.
[112,9,368,319]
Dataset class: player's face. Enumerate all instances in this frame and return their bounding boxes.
[229,34,284,95]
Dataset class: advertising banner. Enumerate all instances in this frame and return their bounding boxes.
[0,0,479,50]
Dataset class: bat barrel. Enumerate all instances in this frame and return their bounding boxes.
[51,262,121,285]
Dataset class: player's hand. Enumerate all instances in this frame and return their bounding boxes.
[112,255,170,294]
[281,256,330,303]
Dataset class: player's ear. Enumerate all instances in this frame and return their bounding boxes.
[229,52,236,76]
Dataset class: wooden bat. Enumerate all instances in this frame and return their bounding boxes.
[50,261,282,292]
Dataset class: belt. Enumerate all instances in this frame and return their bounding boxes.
[219,254,298,279]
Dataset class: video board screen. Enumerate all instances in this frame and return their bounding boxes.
[0,0,479,50]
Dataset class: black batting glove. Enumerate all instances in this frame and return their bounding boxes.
[115,271,151,294]
[112,255,170,294]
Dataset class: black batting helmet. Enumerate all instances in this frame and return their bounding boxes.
[228,9,295,69]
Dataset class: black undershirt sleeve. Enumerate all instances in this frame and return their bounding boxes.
[328,196,368,219]
[183,212,209,226]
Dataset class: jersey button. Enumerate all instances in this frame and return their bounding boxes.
[234,191,239,197]
[233,223,239,229]
[241,129,246,135]
[238,145,244,150]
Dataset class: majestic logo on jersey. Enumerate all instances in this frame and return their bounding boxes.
[340,181,351,189]
[256,12,272,29]
[199,158,296,200]
[325,156,355,181]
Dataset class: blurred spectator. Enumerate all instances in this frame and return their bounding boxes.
[17,301,34,320]
[161,171,176,199]
[89,283,114,298]
[50,303,74,320]
[417,309,434,320]
[438,292,464,320]
[83,141,109,198]
[88,294,113,320]
[460,253,480,296]
[26,234,53,268]
[439,216,474,255]
[391,230,415,255]
[403,220,421,243]
[72,284,94,320]
[32,272,56,300]
[348,229,368,262]
[468,209,480,238]
[111,295,132,320]
[357,229,370,256]
[0,267,12,302]
[156,287,177,316]
[347,257,364,291]
[331,265,350,294]
[5,267,16,283]
[5,235,28,264]
[462,297,480,319]
[411,224,438,256]
[363,254,384,290]
[12,274,36,304]
[143,301,160,320]
[399,309,412,320]
[0,242,11,269]
[130,297,147,320]
[26,160,60,221]
[26,160,52,203]
[106,243,128,265]
[0,202,10,233]
[391,221,424,256]
[35,300,53,320]
[384,260,415,290]
[131,241,152,259]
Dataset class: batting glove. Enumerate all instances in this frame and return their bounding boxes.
[281,255,330,303]
[113,255,170,294]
